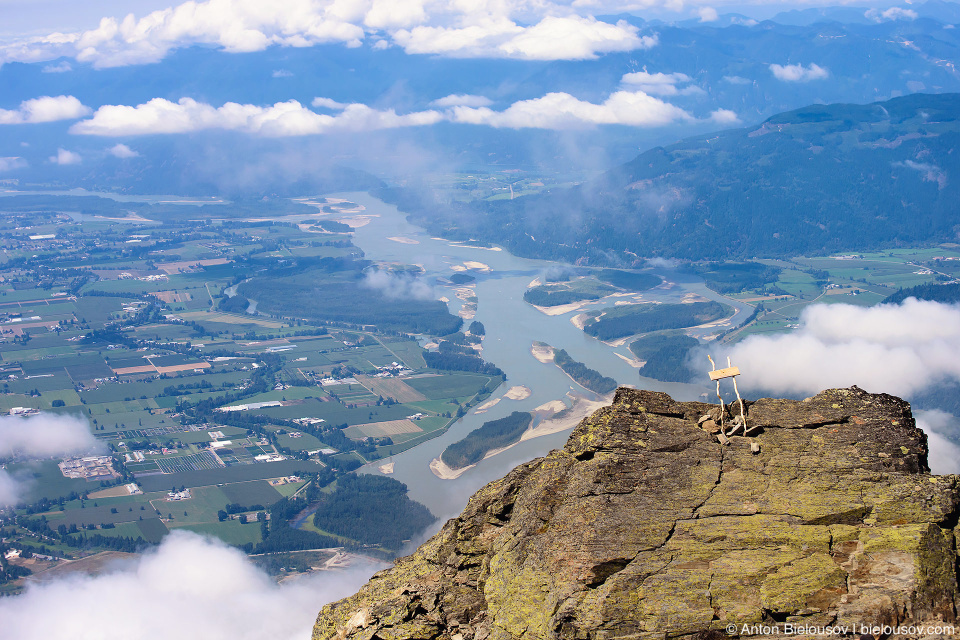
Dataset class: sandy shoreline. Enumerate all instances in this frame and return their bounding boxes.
[570,313,589,330]
[504,385,531,400]
[530,342,555,363]
[520,394,613,441]
[473,397,501,413]
[429,392,613,480]
[533,302,587,316]
[387,236,419,245]
[615,352,645,368]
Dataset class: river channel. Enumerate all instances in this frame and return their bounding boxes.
[328,192,752,518]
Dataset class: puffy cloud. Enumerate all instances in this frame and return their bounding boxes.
[450,90,692,128]
[914,410,960,475]
[865,6,918,22]
[0,157,27,172]
[362,270,434,300]
[70,1,366,68]
[0,95,91,125]
[698,6,719,22]
[71,88,702,136]
[769,63,829,82]
[50,148,82,164]
[430,94,493,108]
[0,412,100,506]
[497,16,655,60]
[709,108,739,124]
[71,97,442,137]
[620,70,701,96]
[108,143,140,158]
[0,530,380,640]
[390,18,523,56]
[0,0,661,67]
[723,299,960,399]
[311,97,350,110]
[0,413,98,458]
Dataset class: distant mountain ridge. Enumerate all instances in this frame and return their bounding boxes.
[404,93,960,262]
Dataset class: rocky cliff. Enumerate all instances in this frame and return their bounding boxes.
[313,387,959,640]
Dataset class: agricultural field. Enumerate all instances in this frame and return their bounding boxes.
[0,198,501,560]
[718,246,960,343]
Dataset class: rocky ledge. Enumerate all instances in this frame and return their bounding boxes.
[313,387,959,640]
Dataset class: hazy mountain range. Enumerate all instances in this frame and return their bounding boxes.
[401,92,960,261]
[1,1,959,193]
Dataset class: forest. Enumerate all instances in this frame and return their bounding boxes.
[386,94,960,264]
[311,475,435,551]
[630,334,700,383]
[441,411,533,470]
[553,349,618,394]
[583,302,727,341]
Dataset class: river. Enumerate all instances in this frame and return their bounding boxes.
[326,192,752,518]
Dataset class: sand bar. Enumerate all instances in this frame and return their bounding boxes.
[520,394,613,441]
[473,397,501,413]
[531,342,555,363]
[504,385,531,400]
[533,302,587,316]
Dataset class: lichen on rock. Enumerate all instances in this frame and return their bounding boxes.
[313,387,960,640]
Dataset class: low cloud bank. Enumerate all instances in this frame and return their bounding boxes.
[914,409,960,475]
[0,530,379,640]
[723,299,960,398]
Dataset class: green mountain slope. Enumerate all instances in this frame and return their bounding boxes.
[403,93,960,261]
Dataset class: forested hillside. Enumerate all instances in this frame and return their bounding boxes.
[396,93,960,262]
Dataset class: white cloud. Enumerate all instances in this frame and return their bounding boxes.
[914,410,960,475]
[865,6,918,22]
[0,530,380,640]
[0,0,662,67]
[710,108,739,124]
[108,143,139,158]
[0,95,91,125]
[310,97,349,110]
[497,16,655,60]
[362,270,434,300]
[621,70,698,96]
[724,299,960,399]
[430,94,493,108]
[769,63,829,82]
[50,148,82,164]
[698,6,719,22]
[450,90,692,129]
[71,97,442,137]
[271,69,293,78]
[0,412,100,506]
[0,157,27,172]
[0,412,98,458]
[42,60,73,73]
[722,75,752,85]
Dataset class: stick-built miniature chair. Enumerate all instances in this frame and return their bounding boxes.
[706,355,760,447]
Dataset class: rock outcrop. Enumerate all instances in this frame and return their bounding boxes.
[313,387,959,640]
